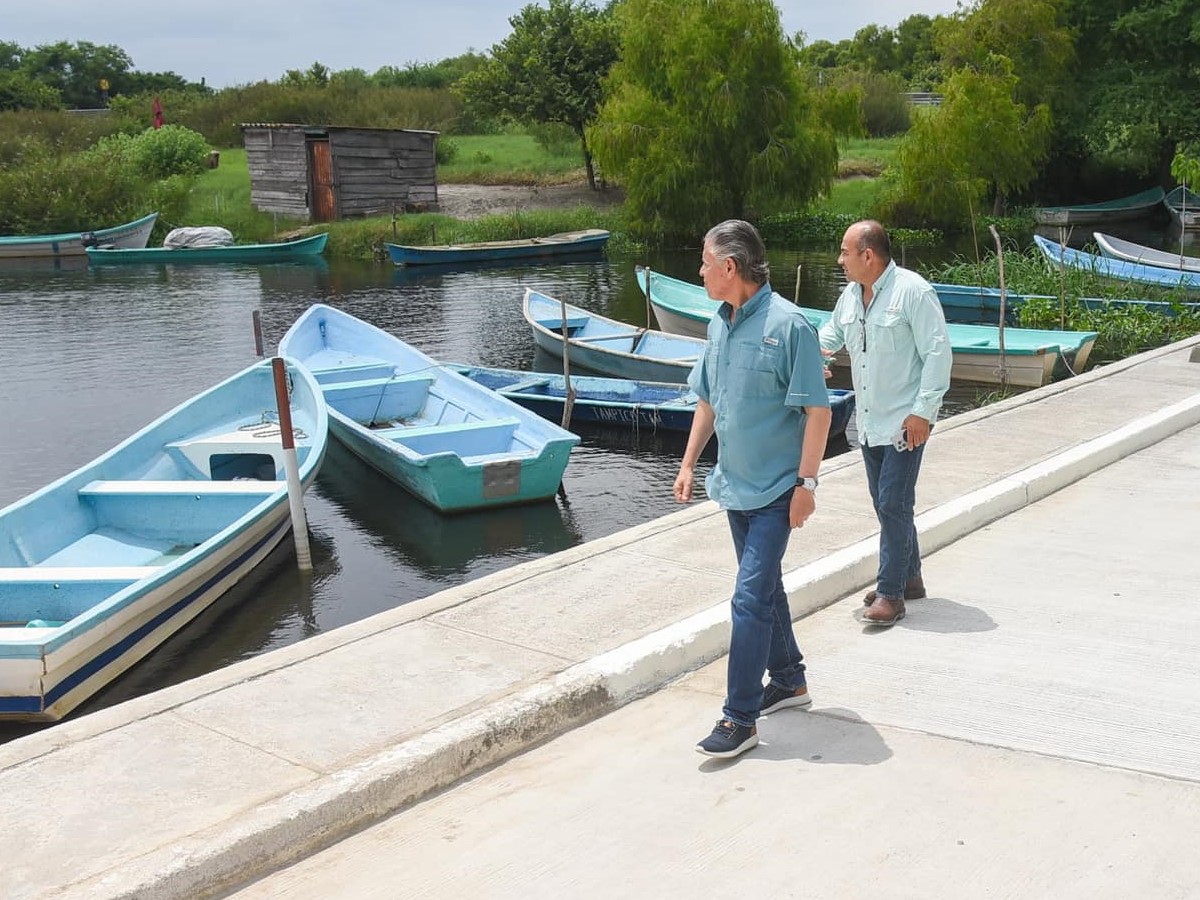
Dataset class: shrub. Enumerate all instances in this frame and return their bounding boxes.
[131,124,210,177]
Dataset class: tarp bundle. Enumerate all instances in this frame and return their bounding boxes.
[163,226,235,249]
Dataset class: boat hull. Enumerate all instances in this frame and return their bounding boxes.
[387,229,609,266]
[1094,232,1200,274]
[1035,235,1200,292]
[0,359,328,721]
[86,232,328,265]
[1034,187,1165,226]
[0,212,159,260]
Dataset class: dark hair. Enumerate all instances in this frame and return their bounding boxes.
[854,220,892,262]
[704,219,769,285]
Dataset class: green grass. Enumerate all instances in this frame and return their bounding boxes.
[837,135,902,177]
[438,134,586,185]
[180,148,304,241]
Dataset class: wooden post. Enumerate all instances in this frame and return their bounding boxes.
[793,263,803,305]
[1056,226,1069,330]
[252,310,265,358]
[272,358,312,570]
[556,298,575,503]
[989,225,1009,389]
[640,265,653,326]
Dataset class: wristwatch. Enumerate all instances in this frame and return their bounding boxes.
[796,476,818,492]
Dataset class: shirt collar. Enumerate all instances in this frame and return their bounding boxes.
[718,281,773,325]
[855,260,897,308]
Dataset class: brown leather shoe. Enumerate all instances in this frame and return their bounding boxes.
[862,595,906,626]
[863,576,926,606]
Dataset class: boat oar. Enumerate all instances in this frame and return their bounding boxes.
[272,357,313,570]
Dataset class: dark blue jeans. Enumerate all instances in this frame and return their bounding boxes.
[861,441,926,598]
[723,489,806,727]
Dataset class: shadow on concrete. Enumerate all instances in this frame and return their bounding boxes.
[699,707,892,770]
[856,596,997,635]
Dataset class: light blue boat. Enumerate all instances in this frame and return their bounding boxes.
[280,304,579,512]
[0,212,158,260]
[524,287,705,383]
[636,268,1098,387]
[1034,234,1200,292]
[0,358,328,721]
[931,282,1192,323]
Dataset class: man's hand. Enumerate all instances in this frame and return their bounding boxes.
[790,486,815,528]
[820,347,834,380]
[674,466,695,503]
[902,414,931,449]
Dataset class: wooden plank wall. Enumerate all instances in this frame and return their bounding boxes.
[243,126,310,218]
[328,129,438,217]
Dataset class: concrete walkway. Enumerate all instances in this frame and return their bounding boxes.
[3,338,1200,899]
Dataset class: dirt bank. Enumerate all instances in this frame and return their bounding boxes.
[435,182,623,220]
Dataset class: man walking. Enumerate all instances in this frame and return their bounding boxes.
[675,219,832,759]
[819,220,952,626]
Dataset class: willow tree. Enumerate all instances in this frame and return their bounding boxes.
[589,0,836,240]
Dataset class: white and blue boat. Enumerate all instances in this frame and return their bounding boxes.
[524,288,705,383]
[0,358,328,721]
[1034,234,1200,292]
[637,268,1098,388]
[447,363,856,445]
[1092,232,1200,275]
[280,304,579,513]
[0,212,158,260]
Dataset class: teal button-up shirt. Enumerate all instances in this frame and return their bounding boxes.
[688,283,829,511]
[818,261,951,449]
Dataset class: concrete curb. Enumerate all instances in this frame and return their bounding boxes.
[77,390,1200,899]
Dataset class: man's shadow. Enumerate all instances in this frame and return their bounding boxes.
[859,596,997,634]
[700,707,891,769]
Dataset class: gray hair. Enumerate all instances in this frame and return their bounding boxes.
[704,219,769,286]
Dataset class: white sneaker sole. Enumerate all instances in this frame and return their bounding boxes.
[695,733,759,759]
[760,693,813,716]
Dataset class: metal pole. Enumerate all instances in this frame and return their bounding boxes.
[252,310,265,358]
[271,357,312,570]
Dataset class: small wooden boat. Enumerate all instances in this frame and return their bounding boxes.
[0,212,158,260]
[1034,234,1200,292]
[446,363,856,443]
[931,282,1194,322]
[386,229,609,267]
[1093,232,1200,274]
[1163,186,1200,233]
[280,304,579,512]
[1033,187,1165,226]
[637,268,1098,387]
[85,232,328,265]
[525,288,705,383]
[0,358,328,721]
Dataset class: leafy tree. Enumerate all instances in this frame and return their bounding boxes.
[19,41,135,108]
[886,58,1051,224]
[373,54,488,90]
[456,0,618,190]
[0,70,60,111]
[281,61,330,89]
[590,0,836,240]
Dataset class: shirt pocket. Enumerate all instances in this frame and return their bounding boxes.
[867,310,906,353]
[734,343,782,396]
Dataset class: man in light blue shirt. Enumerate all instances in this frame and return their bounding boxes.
[675,220,831,759]
[819,220,951,626]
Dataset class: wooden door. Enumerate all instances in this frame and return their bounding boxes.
[307,139,336,221]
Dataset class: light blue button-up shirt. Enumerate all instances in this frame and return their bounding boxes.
[818,261,951,449]
[688,283,830,511]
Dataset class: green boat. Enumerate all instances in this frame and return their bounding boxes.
[85,232,328,265]
[1033,187,1165,227]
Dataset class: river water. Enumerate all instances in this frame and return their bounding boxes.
[0,240,1019,737]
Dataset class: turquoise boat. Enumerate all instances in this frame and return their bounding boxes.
[1034,234,1200,292]
[0,212,158,260]
[932,282,1193,323]
[86,232,328,265]
[636,268,1098,388]
[0,357,328,721]
[1033,187,1165,226]
[280,304,579,512]
[386,229,609,267]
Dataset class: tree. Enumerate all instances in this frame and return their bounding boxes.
[19,41,135,108]
[457,0,618,190]
[0,70,60,111]
[589,0,836,240]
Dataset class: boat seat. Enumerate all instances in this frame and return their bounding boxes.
[375,418,521,457]
[79,480,279,496]
[309,362,401,385]
[504,375,552,393]
[319,373,436,397]
[0,566,159,583]
[536,316,590,331]
[165,428,294,480]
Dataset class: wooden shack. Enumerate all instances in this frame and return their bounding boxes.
[241,124,439,222]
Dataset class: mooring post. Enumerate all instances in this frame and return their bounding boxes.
[271,357,312,570]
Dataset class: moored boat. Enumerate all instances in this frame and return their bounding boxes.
[524,288,705,383]
[1163,186,1200,233]
[280,304,579,512]
[86,232,328,265]
[386,229,609,267]
[1033,187,1165,226]
[1093,232,1200,274]
[931,282,1194,322]
[446,362,855,445]
[1034,234,1200,292]
[636,268,1098,387]
[0,212,159,260]
[0,357,328,721]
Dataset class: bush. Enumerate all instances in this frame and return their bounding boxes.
[131,124,210,177]
[435,138,458,165]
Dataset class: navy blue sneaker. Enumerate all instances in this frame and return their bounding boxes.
[759,682,812,715]
[696,719,758,758]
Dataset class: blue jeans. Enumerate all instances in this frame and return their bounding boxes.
[723,489,806,727]
[861,440,926,598]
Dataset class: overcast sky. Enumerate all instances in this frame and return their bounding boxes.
[8,1,964,88]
